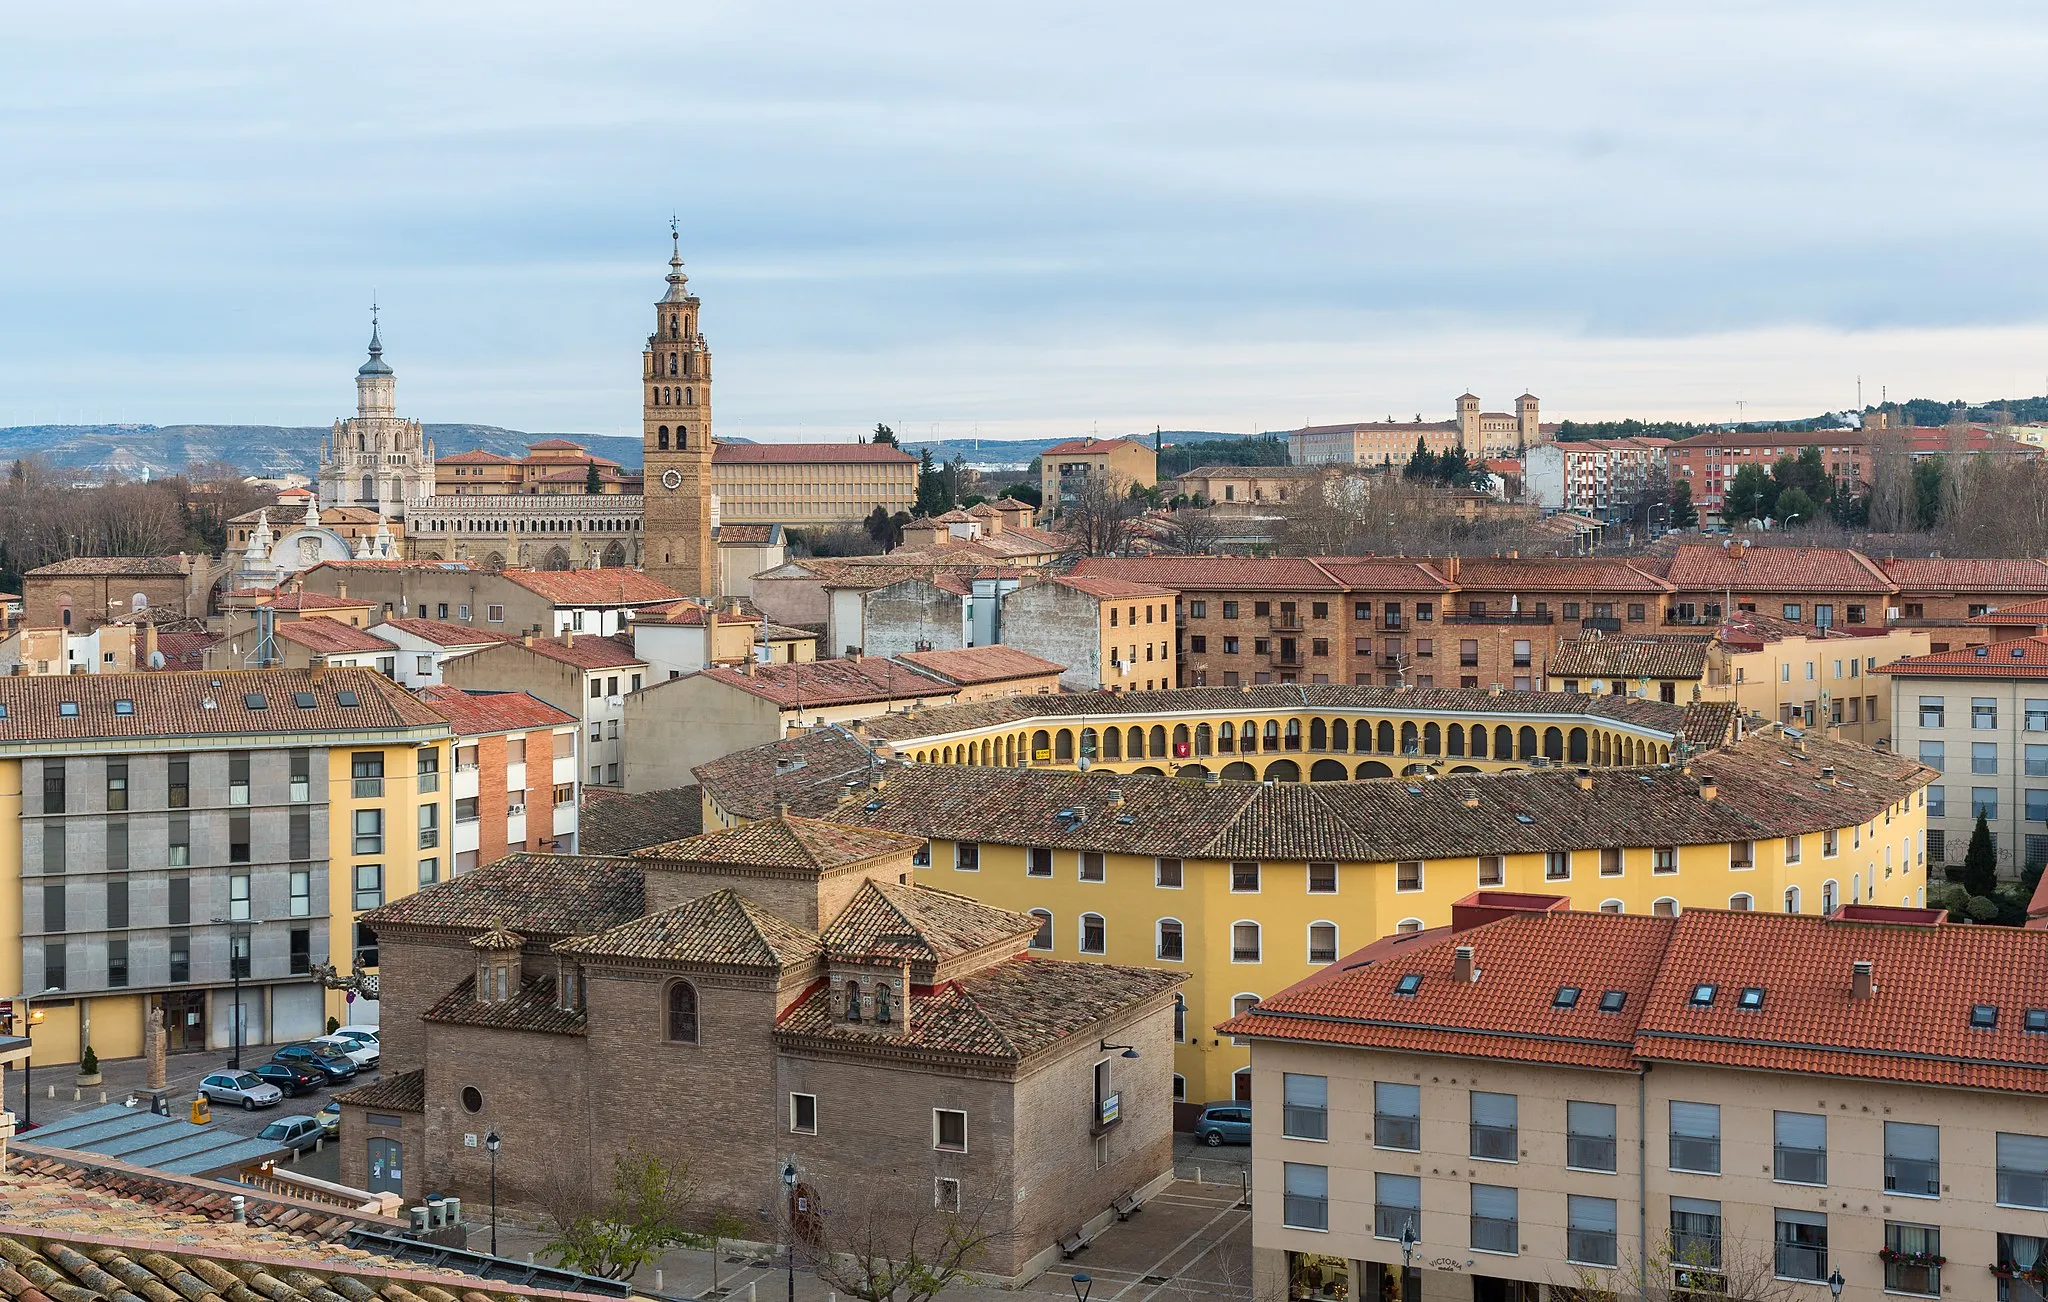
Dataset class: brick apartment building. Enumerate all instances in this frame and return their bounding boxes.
[1667,424,2043,516]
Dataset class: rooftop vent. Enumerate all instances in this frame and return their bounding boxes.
[1819,765,1836,781]
[1453,944,1479,984]
[1851,959,1875,1001]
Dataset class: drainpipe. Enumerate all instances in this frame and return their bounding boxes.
[1638,1062,1652,1298]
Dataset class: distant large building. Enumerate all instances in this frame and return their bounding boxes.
[317,318,436,518]
[1291,393,1544,465]
[713,442,917,524]
[434,440,640,496]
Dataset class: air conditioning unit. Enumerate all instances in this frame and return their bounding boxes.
[507,803,526,816]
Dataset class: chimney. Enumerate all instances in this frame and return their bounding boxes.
[1463,795,1480,809]
[1575,770,1593,791]
[310,659,327,686]
[522,632,535,648]
[1453,945,1478,984]
[1698,778,1718,802]
[1819,765,1836,781]
[337,581,348,599]
[1203,769,1221,787]
[1107,789,1125,808]
[1442,555,1459,582]
[1851,959,1875,1001]
[563,629,575,649]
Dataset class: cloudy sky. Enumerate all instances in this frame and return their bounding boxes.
[4,2,2046,441]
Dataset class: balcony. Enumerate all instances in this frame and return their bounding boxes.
[1271,648,1305,669]
[1581,616,1623,634]
[1445,610,1554,626]
[1269,615,1305,632]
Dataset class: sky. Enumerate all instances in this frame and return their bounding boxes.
[4,2,2048,442]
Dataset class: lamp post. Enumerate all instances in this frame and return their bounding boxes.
[210,918,249,1068]
[1071,1273,1093,1302]
[1399,1221,1418,1302]
[8,987,59,1129]
[1828,1268,1844,1301]
[782,1161,799,1302]
[485,1130,501,1256]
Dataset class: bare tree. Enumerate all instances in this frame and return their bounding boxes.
[1865,429,1915,533]
[539,1148,713,1281]
[1556,1227,1809,1302]
[1061,474,1146,556]
[1274,474,1366,554]
[799,1178,1005,1302]
[1159,506,1225,555]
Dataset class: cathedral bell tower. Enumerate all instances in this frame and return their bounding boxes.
[640,227,717,596]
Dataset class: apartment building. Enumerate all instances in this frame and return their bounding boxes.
[272,617,397,672]
[1669,425,2043,516]
[413,685,580,865]
[1041,436,1158,511]
[368,618,516,687]
[711,441,918,524]
[1227,900,2048,1302]
[296,561,686,638]
[1524,438,1674,520]
[440,633,646,788]
[996,575,1178,692]
[693,728,1929,1105]
[0,667,452,1068]
[1877,635,2048,876]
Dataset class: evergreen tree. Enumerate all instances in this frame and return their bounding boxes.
[1963,811,1999,899]
[1774,485,1819,527]
[1403,437,1433,480]
[1667,478,1698,528]
[913,448,948,517]
[1723,463,1777,524]
[584,462,603,494]
[871,423,899,447]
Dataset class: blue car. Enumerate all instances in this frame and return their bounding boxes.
[1194,1102,1252,1146]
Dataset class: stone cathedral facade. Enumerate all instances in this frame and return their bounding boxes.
[318,319,436,518]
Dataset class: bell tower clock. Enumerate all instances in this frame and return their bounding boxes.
[641,223,717,596]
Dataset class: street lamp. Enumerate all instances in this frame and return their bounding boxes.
[782,1161,799,1302]
[7,987,60,1129]
[485,1131,501,1256]
[1399,1221,1418,1302]
[1828,1269,1845,1300]
[1071,1273,1093,1302]
[210,919,249,1068]
[1098,1040,1141,1059]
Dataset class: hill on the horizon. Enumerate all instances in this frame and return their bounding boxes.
[0,423,643,479]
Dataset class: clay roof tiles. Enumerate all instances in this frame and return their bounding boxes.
[1048,574,1180,600]
[821,881,1036,964]
[1548,636,1711,680]
[1452,557,1675,593]
[892,645,1065,685]
[1874,635,2048,679]
[1069,555,1349,592]
[359,852,646,937]
[335,1068,425,1113]
[632,812,924,872]
[1876,556,2048,594]
[578,784,704,854]
[28,556,192,577]
[414,686,575,736]
[1041,436,1149,456]
[270,619,394,655]
[422,974,585,1036]
[556,888,821,969]
[1663,542,1895,594]
[262,591,373,611]
[687,657,953,708]
[712,442,915,464]
[519,633,645,671]
[375,617,518,647]
[1970,597,2048,624]
[0,667,445,743]
[497,569,687,606]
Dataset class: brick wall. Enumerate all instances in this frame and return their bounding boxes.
[372,929,480,1074]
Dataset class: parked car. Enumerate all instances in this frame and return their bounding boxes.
[313,1033,379,1069]
[1194,1102,1252,1147]
[317,1100,342,1135]
[272,1043,359,1082]
[258,1115,325,1153]
[332,1024,381,1047]
[251,1062,324,1097]
[199,1071,283,1111]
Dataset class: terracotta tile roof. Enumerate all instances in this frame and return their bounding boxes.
[1970,597,2048,624]
[28,556,192,577]
[1309,559,1459,591]
[2,1151,390,1242]
[578,785,703,854]
[335,1068,424,1113]
[717,522,781,544]
[737,732,1926,863]
[1549,636,1710,680]
[1453,558,1674,594]
[638,598,762,626]
[262,591,373,611]
[713,442,915,464]
[423,974,585,1035]
[519,633,645,671]
[304,559,475,574]
[777,956,1182,1062]
[375,617,517,647]
[689,729,882,821]
[633,811,924,872]
[414,685,575,736]
[1664,543,1895,594]
[144,632,219,670]
[1874,635,2048,679]
[497,568,687,606]
[556,888,820,969]
[271,619,395,655]
[893,646,1065,685]
[1069,556,1349,592]
[686,657,952,708]
[0,667,445,744]
[471,926,527,949]
[359,852,646,937]
[526,438,589,451]
[1876,556,2048,594]
[1041,436,1149,457]
[1048,574,1179,600]
[438,448,519,464]
[1680,700,1738,749]
[760,622,816,642]
[821,881,1035,965]
[851,682,1690,745]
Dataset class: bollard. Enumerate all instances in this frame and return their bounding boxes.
[290,1146,300,1165]
[654,1271,663,1293]
[749,1283,757,1302]
[1194,1165,1203,1185]
[46,1085,54,1099]
[73,1088,80,1101]
[98,1091,106,1104]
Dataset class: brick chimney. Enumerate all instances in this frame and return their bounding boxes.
[563,628,575,649]
[1698,778,1718,802]
[1453,944,1478,983]
[1851,959,1875,1001]
[522,632,535,648]
[310,659,327,686]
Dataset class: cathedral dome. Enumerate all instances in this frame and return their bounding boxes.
[358,324,394,377]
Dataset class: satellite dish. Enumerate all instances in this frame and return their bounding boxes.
[146,651,166,669]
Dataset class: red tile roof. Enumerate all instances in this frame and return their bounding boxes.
[1663,542,1895,594]
[0,667,447,741]
[414,685,576,735]
[1549,636,1710,680]
[1228,906,2048,1094]
[634,811,925,872]
[1311,559,1459,591]
[638,597,762,626]
[1041,436,1150,457]
[1877,556,2048,594]
[374,617,518,647]
[1874,635,2048,679]
[688,657,954,708]
[893,645,1066,685]
[1070,556,1349,592]
[519,633,646,671]
[527,438,589,451]
[438,449,519,464]
[1971,597,2048,624]
[1453,558,1674,594]
[272,619,394,655]
[263,591,374,611]
[712,442,915,464]
[499,569,688,606]
[1050,574,1181,600]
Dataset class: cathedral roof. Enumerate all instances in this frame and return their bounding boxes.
[358,323,393,377]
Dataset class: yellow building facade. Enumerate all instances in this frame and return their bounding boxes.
[696,728,1931,1107]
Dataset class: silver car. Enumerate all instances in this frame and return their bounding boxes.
[199,1070,284,1111]
[259,1114,325,1153]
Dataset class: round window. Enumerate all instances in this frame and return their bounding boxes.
[460,1086,483,1114]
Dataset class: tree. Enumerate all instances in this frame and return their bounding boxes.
[1060,474,1144,556]
[800,1180,1001,1302]
[1159,506,1223,555]
[1773,485,1819,527]
[1912,456,1946,530]
[1667,478,1698,528]
[913,449,949,517]
[1963,810,1999,898]
[1722,463,1777,524]
[540,1149,711,1281]
[997,482,1041,507]
[1865,430,1916,533]
[584,462,603,494]
[863,505,903,550]
[871,423,899,447]
[1275,473,1366,554]
[1558,1224,1807,1302]
[1403,437,1434,481]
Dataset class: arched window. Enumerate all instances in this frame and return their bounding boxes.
[1127,726,1145,758]
[130,592,148,612]
[1102,728,1121,760]
[1423,722,1441,755]
[1157,918,1185,961]
[1028,909,1053,950]
[1173,993,1187,1042]
[1518,726,1538,759]
[1284,718,1302,750]
[1784,887,1801,914]
[658,427,669,450]
[668,354,678,376]
[1079,728,1098,760]
[1852,872,1860,904]
[1599,899,1625,914]
[1400,721,1419,754]
[1232,1066,1253,1101]
[666,981,699,1043]
[1378,721,1396,753]
[1195,723,1213,756]
[685,386,694,406]
[1396,918,1424,934]
[1232,920,1261,963]
[1447,724,1465,757]
[1822,880,1839,913]
[1031,729,1050,761]
[1263,719,1280,751]
[1218,721,1235,752]
[1055,730,1074,762]
[874,982,894,1024]
[1173,1073,1187,1101]
[1308,921,1338,964]
[844,978,863,1022]
[1729,893,1753,911]
[1331,719,1349,751]
[1543,727,1565,761]
[1653,898,1679,918]
[1080,912,1106,954]
[669,314,680,338]
[1149,725,1168,756]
